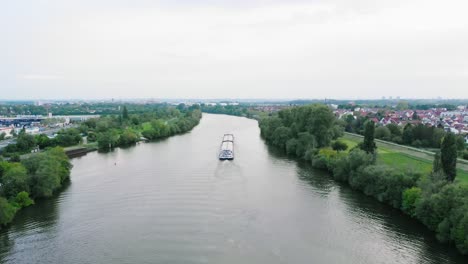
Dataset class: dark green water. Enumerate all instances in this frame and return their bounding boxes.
[1,114,467,264]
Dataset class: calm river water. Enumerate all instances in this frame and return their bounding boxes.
[0,114,467,264]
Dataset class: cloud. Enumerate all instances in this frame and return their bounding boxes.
[1,0,468,99]
[19,74,63,81]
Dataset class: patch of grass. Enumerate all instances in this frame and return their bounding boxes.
[457,171,468,185]
[378,152,432,174]
[83,142,98,151]
[337,138,358,153]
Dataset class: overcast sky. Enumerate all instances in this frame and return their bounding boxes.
[2,0,468,100]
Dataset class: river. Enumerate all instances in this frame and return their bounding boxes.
[0,114,466,264]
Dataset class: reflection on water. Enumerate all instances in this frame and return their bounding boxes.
[0,114,467,264]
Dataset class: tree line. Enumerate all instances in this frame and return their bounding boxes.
[0,104,203,157]
[259,104,468,255]
[201,104,252,117]
[0,102,199,116]
[79,104,202,150]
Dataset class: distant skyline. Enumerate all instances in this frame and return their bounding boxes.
[2,0,468,100]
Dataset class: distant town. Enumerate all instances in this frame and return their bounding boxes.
[332,106,468,135]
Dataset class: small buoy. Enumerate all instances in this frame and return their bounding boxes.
[114,162,116,165]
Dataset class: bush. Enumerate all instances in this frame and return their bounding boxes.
[413,183,468,252]
[9,154,21,162]
[331,140,348,152]
[348,165,419,208]
[391,136,403,144]
[402,187,422,217]
[332,149,374,182]
[375,126,391,140]
[13,191,34,208]
[311,154,328,170]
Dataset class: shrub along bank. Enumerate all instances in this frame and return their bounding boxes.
[259,104,468,255]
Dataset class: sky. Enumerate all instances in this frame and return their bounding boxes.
[1,0,468,100]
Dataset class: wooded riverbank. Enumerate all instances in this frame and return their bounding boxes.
[259,104,468,255]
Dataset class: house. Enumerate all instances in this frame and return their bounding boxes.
[447,127,460,134]
[0,126,14,138]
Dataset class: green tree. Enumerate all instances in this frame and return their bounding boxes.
[21,148,71,198]
[432,128,446,148]
[375,126,391,140]
[361,121,376,154]
[87,131,97,142]
[402,187,422,217]
[333,149,374,182]
[35,134,54,149]
[15,130,36,152]
[272,126,291,150]
[285,138,298,156]
[118,129,138,146]
[432,151,443,174]
[295,132,314,158]
[55,128,82,147]
[97,131,119,150]
[396,101,409,110]
[45,147,72,183]
[441,132,457,182]
[303,105,335,148]
[13,191,34,208]
[1,164,29,199]
[402,124,413,145]
[0,197,17,226]
[31,159,62,198]
[331,140,348,152]
[387,123,402,136]
[122,106,129,120]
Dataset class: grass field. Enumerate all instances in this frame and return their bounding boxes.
[339,135,468,185]
[338,138,358,152]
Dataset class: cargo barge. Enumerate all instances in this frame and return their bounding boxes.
[219,134,234,160]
